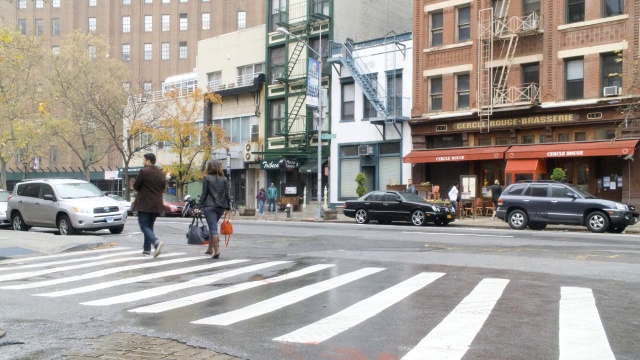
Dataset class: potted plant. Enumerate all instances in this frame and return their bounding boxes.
[414,181,432,192]
[356,172,368,197]
[386,179,405,191]
[550,168,567,182]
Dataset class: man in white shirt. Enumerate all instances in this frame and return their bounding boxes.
[448,181,459,216]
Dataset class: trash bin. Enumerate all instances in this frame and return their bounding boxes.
[285,204,292,218]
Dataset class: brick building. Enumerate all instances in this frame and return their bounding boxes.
[408,0,640,204]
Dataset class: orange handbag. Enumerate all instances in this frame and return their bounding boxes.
[220,210,233,246]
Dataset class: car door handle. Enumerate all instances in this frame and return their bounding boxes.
[35,202,40,205]
[550,200,558,203]
[18,200,22,204]
[384,204,389,206]
[364,203,370,205]
[523,199,530,202]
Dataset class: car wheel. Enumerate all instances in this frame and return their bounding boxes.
[109,225,125,234]
[528,222,547,231]
[58,214,77,235]
[12,213,30,232]
[508,210,529,230]
[607,226,626,233]
[585,211,609,233]
[411,210,426,226]
[354,209,369,224]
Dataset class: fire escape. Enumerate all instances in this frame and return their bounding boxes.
[273,0,330,153]
[477,1,543,133]
[328,32,408,140]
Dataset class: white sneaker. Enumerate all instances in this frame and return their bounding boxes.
[153,241,164,258]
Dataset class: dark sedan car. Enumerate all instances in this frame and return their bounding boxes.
[343,190,456,226]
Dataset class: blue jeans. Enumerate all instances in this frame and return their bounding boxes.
[258,199,265,214]
[203,206,225,236]
[138,211,159,252]
[267,199,276,213]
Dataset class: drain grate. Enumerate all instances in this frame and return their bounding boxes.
[0,247,38,258]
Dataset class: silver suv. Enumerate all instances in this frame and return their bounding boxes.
[7,178,127,235]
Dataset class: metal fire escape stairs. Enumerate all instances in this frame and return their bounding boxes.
[328,33,408,140]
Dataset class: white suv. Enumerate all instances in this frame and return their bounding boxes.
[7,179,127,235]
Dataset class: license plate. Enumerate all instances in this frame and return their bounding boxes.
[447,214,452,219]
[106,216,114,223]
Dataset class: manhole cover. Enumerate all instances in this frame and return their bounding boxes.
[0,247,38,258]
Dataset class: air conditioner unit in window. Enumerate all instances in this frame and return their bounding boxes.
[603,86,621,97]
[243,142,260,162]
[272,70,284,83]
[358,145,374,156]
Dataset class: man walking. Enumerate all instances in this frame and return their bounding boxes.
[448,181,460,217]
[407,179,416,194]
[267,182,278,214]
[490,179,503,220]
[132,153,165,258]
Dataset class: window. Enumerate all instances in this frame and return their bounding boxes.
[478,138,492,146]
[161,42,170,60]
[558,133,570,142]
[430,77,442,111]
[143,82,152,94]
[34,19,43,36]
[430,12,443,46]
[88,17,96,33]
[89,0,96,6]
[53,0,60,7]
[269,100,285,137]
[207,71,222,89]
[601,53,622,94]
[145,0,153,3]
[18,19,26,34]
[202,12,210,30]
[18,0,26,9]
[144,15,152,32]
[386,73,402,116]
[88,45,96,59]
[52,46,60,55]
[524,0,540,17]
[237,63,263,85]
[551,185,573,198]
[180,0,187,2]
[270,0,287,32]
[456,74,470,109]
[144,43,152,60]
[162,15,170,31]
[123,82,130,91]
[123,0,131,4]
[50,146,58,164]
[522,62,539,99]
[496,137,509,145]
[269,46,285,84]
[525,184,548,197]
[603,0,623,17]
[457,7,470,42]
[539,135,546,143]
[179,13,188,31]
[575,132,587,141]
[163,0,169,3]
[237,11,247,29]
[52,18,60,36]
[565,58,583,100]
[596,129,616,140]
[179,42,187,59]
[122,43,130,61]
[122,16,131,33]
[521,135,535,144]
[363,94,377,119]
[342,82,355,121]
[36,0,44,8]
[566,0,584,23]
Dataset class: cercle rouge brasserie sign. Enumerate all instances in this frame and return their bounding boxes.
[452,114,575,131]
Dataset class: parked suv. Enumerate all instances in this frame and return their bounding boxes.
[496,180,638,233]
[7,178,127,235]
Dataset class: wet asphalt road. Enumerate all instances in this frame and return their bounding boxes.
[1,218,640,359]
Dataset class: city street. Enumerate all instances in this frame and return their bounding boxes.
[1,218,639,359]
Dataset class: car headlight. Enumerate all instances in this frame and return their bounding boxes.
[118,204,125,211]
[73,207,91,214]
[615,203,628,210]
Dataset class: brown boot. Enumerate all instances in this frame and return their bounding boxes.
[211,235,221,259]
[205,239,214,255]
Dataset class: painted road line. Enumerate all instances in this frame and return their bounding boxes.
[81,261,290,306]
[0,247,132,265]
[403,232,513,238]
[0,250,143,271]
[559,287,615,360]
[192,267,385,326]
[4,256,204,290]
[274,272,445,344]
[0,253,183,283]
[402,278,509,360]
[130,264,336,314]
[34,259,249,296]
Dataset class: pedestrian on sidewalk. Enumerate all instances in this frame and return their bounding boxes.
[490,179,503,220]
[257,186,266,214]
[448,181,460,217]
[407,179,416,194]
[196,160,231,259]
[267,182,278,214]
[132,153,165,258]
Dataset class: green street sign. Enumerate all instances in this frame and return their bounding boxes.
[321,133,336,140]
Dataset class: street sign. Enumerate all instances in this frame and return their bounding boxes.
[321,133,336,140]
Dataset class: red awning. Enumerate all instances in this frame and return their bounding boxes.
[403,146,509,164]
[505,159,547,173]
[506,140,639,159]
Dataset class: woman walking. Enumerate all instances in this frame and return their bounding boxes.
[196,161,231,258]
[490,179,503,220]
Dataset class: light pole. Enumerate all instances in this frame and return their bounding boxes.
[276,27,324,220]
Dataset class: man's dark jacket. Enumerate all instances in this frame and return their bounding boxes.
[132,165,166,214]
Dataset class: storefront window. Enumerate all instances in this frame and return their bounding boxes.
[558,133,570,142]
[427,134,463,148]
[575,132,586,141]
[596,129,616,139]
[520,135,535,144]
[576,163,589,190]
[478,138,492,146]
[496,137,509,145]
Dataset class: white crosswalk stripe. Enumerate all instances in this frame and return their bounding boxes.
[0,250,143,271]
[81,261,290,306]
[401,278,509,360]
[559,287,615,360]
[192,267,385,326]
[28,259,248,295]
[0,247,132,265]
[273,272,446,344]
[0,253,184,283]
[129,264,336,314]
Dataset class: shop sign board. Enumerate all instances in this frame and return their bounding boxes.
[260,158,300,171]
[453,114,575,131]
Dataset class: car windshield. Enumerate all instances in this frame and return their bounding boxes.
[55,182,105,199]
[163,193,180,202]
[109,194,125,201]
[399,192,427,203]
[0,191,9,202]
[565,184,595,199]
